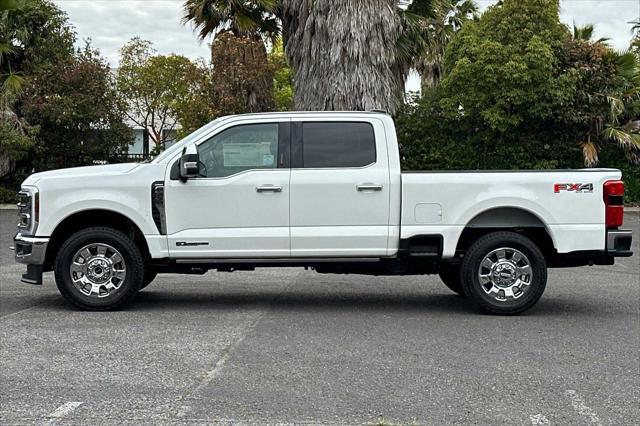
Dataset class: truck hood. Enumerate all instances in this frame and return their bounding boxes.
[23,163,141,186]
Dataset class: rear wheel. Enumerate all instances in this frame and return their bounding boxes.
[438,263,464,296]
[461,231,547,315]
[54,227,144,310]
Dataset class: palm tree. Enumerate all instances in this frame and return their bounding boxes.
[408,0,478,90]
[582,50,640,166]
[601,51,640,164]
[281,0,450,113]
[281,0,406,113]
[0,0,26,111]
[182,0,279,41]
[631,20,639,52]
[182,0,279,112]
[0,0,29,179]
[572,23,610,44]
[184,0,470,113]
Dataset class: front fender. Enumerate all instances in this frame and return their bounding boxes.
[37,190,157,236]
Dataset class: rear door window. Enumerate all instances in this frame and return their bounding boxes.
[301,122,376,168]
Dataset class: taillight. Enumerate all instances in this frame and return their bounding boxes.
[603,180,624,229]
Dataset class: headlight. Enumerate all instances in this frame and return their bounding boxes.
[17,187,39,235]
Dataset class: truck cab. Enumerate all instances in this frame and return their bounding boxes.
[13,112,633,314]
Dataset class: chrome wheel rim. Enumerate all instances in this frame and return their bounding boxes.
[478,247,532,302]
[69,243,126,298]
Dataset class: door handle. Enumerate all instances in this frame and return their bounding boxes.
[357,183,383,191]
[256,185,283,193]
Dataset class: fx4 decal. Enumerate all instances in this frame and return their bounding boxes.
[554,183,594,193]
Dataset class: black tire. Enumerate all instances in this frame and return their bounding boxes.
[438,263,465,296]
[140,268,158,290]
[54,227,144,311]
[460,231,547,315]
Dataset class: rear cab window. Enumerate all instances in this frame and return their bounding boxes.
[299,122,376,168]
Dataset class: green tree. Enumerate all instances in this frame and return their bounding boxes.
[397,0,639,190]
[116,38,206,153]
[556,36,639,166]
[22,45,131,170]
[600,51,640,164]
[267,37,292,111]
[0,0,74,79]
[435,0,574,168]
[1,0,74,182]
[172,59,220,139]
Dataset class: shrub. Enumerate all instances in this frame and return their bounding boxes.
[0,186,17,204]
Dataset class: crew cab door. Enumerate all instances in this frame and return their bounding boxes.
[289,118,390,256]
[164,120,291,258]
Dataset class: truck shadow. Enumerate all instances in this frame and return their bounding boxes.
[15,282,615,317]
[23,289,611,317]
[129,289,477,314]
[125,289,596,316]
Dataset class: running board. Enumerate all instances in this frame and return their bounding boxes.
[174,257,383,264]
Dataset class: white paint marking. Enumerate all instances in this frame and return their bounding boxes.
[530,414,550,425]
[565,390,602,425]
[190,328,251,395]
[47,401,83,420]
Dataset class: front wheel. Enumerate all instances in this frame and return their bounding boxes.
[54,227,144,310]
[461,231,547,315]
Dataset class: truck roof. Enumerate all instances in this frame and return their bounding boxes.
[216,110,391,121]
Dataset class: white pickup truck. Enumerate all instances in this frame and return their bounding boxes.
[13,112,633,314]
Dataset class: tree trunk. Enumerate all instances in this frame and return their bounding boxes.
[282,0,405,114]
[211,32,274,113]
[419,61,443,92]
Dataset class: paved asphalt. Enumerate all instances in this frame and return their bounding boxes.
[0,210,638,425]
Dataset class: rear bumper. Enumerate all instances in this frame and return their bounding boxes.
[549,229,633,267]
[12,233,49,285]
[606,229,633,257]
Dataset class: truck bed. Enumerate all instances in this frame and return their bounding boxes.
[400,169,622,258]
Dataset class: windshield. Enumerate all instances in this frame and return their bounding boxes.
[151,117,225,164]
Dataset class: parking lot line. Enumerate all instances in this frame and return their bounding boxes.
[46,401,83,423]
[565,390,602,425]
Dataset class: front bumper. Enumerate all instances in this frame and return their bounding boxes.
[606,229,633,257]
[12,233,50,285]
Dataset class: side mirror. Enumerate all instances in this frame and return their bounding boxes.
[179,144,200,182]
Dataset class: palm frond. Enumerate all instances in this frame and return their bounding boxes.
[606,95,625,123]
[604,126,640,151]
[1,72,24,95]
[573,23,594,41]
[581,140,599,167]
[614,50,638,81]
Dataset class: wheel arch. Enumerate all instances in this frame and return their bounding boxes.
[44,209,151,268]
[455,207,557,258]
